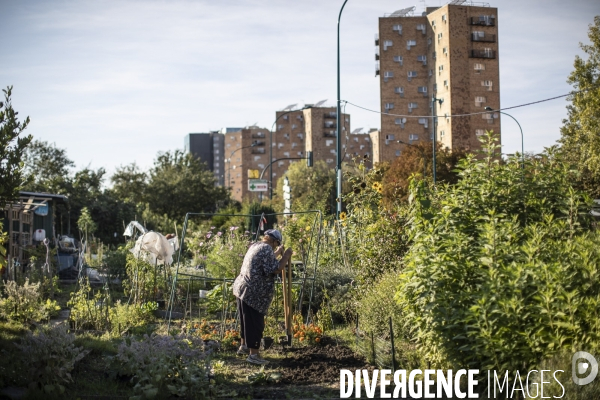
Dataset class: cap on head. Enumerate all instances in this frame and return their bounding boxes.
[264,229,282,243]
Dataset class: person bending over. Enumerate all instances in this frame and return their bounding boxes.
[232,229,293,365]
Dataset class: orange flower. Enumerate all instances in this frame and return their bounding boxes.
[299,337,304,342]
[315,337,321,342]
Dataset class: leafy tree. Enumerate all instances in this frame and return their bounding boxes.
[274,160,336,214]
[109,162,147,204]
[559,16,600,197]
[0,86,32,208]
[381,141,466,205]
[22,139,74,193]
[77,207,96,244]
[145,150,228,221]
[397,133,598,373]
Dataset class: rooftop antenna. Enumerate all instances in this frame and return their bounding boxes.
[314,99,328,108]
[282,104,297,111]
[351,128,363,134]
[449,0,467,5]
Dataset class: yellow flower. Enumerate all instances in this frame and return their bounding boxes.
[305,226,311,231]
[339,211,347,221]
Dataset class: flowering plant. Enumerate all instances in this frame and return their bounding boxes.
[291,314,322,345]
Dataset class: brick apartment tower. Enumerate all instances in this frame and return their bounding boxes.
[224,106,372,203]
[372,2,500,164]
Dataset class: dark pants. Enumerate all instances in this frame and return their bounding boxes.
[237,298,264,350]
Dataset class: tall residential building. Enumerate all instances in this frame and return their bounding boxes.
[184,132,225,186]
[224,126,269,202]
[374,2,500,164]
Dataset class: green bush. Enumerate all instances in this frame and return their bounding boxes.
[115,334,213,399]
[0,278,60,323]
[356,269,404,337]
[398,133,600,373]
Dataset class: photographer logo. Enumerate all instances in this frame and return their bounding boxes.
[572,351,598,385]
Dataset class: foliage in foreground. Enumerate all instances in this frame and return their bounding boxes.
[398,133,600,374]
[115,334,214,399]
[14,325,89,395]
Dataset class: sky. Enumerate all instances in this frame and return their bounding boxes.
[1,0,598,179]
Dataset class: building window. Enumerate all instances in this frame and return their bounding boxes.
[417,55,427,65]
[482,80,493,91]
[384,103,394,112]
[396,150,402,157]
[474,63,485,73]
[409,134,419,141]
[472,31,485,40]
[283,115,288,120]
[431,20,436,29]
[475,129,485,136]
[443,47,448,55]
[418,86,428,95]
[475,96,486,107]
[438,65,444,75]
[444,80,448,87]
[393,55,403,65]
[442,14,447,22]
[437,32,443,41]
[418,118,428,128]
[393,24,402,34]
[384,40,393,51]
[395,118,406,128]
[406,39,416,50]
[385,134,395,140]
[395,87,404,97]
[297,133,304,139]
[417,24,426,34]
[408,71,417,81]
[384,71,394,82]
[440,130,445,138]
[408,103,418,113]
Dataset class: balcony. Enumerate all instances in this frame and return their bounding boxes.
[252,140,265,146]
[472,34,496,43]
[470,49,496,59]
[470,16,495,26]
[324,131,336,138]
[251,148,265,154]
[251,133,265,139]
[324,123,337,129]
[324,112,336,119]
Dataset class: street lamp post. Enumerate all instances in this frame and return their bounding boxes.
[336,0,349,220]
[226,142,258,189]
[431,96,443,185]
[485,106,524,169]
[397,140,427,178]
[270,105,313,200]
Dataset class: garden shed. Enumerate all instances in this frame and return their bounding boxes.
[1,191,68,274]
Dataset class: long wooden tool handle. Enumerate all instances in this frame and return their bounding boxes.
[281,263,288,334]
[287,257,292,335]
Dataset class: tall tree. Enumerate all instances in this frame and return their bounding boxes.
[22,139,74,193]
[109,162,147,204]
[559,16,600,197]
[0,86,32,208]
[381,141,466,205]
[145,150,228,221]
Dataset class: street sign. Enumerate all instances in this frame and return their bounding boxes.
[248,169,260,179]
[248,179,268,192]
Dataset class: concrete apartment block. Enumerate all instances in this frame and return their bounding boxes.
[272,110,307,185]
[184,132,225,186]
[224,126,269,203]
[376,3,500,164]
